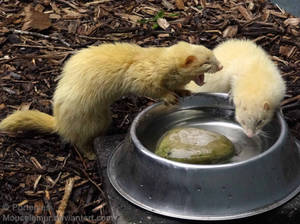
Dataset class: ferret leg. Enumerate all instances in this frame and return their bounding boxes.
[174,89,192,97]
[77,109,112,160]
[151,87,180,106]
[77,142,96,160]
[162,92,179,105]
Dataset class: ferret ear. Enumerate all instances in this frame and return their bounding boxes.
[264,102,270,111]
[182,55,197,67]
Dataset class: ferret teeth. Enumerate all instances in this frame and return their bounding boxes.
[193,75,204,86]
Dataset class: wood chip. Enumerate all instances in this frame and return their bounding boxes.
[0,104,5,110]
[272,56,289,66]
[30,156,44,170]
[157,18,170,30]
[158,33,170,38]
[18,200,29,207]
[284,18,300,27]
[237,5,253,21]
[269,10,287,19]
[279,46,297,58]
[200,0,206,8]
[223,25,238,38]
[248,2,255,11]
[85,0,112,6]
[115,13,142,24]
[175,0,185,10]
[18,102,32,111]
[34,200,44,216]
[62,8,83,19]
[33,174,42,191]
[2,87,16,95]
[162,0,175,10]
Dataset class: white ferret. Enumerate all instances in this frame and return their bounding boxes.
[186,39,286,137]
[0,41,222,160]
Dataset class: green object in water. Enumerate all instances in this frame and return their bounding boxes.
[155,127,235,164]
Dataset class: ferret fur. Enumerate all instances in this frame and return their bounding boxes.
[185,39,286,137]
[0,42,221,159]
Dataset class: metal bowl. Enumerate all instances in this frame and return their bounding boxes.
[107,93,300,220]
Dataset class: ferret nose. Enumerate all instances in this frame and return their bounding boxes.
[246,130,254,138]
[217,64,223,71]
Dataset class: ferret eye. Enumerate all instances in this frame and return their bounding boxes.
[256,120,263,126]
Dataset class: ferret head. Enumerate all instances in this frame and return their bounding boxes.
[235,101,274,138]
[172,42,223,86]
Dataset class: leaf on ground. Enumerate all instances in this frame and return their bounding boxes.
[22,5,51,31]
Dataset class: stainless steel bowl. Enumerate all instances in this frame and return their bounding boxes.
[107,93,300,220]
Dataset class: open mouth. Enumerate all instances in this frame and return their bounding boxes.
[193,74,204,86]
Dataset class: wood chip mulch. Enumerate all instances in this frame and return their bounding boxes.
[0,0,299,223]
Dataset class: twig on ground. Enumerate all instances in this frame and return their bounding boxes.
[12,29,71,47]
[92,202,107,213]
[73,147,106,200]
[50,153,71,189]
[281,95,300,106]
[11,43,72,51]
[44,190,56,219]
[55,177,76,224]
[33,175,42,191]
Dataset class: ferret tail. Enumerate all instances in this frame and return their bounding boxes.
[0,110,56,133]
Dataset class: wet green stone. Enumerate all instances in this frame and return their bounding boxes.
[155,127,234,164]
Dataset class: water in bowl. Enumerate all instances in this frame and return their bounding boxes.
[137,107,280,164]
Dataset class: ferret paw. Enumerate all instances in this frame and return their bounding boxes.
[78,146,97,160]
[175,89,192,97]
[163,93,179,106]
[84,151,96,160]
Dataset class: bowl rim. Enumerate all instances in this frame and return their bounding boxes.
[130,93,287,169]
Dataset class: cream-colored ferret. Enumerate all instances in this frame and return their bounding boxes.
[0,42,222,159]
[186,39,286,137]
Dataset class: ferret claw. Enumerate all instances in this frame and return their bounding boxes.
[163,93,179,106]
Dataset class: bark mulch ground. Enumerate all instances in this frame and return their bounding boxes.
[0,0,299,223]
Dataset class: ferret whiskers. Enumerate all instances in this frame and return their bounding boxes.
[259,130,272,139]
